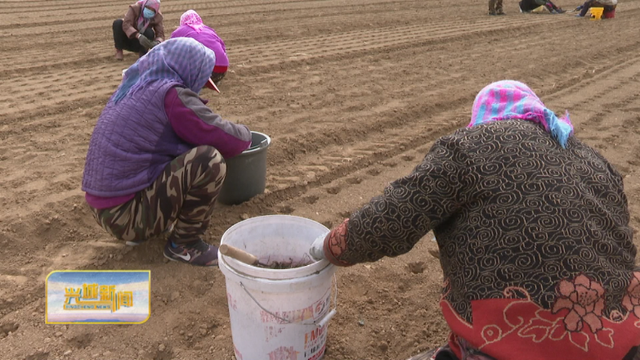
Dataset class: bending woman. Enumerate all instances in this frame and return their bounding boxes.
[311,80,640,359]
[83,38,251,267]
[171,10,230,87]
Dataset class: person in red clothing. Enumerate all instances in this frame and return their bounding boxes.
[112,0,164,60]
[310,80,640,359]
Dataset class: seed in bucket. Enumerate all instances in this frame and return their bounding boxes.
[218,215,337,360]
[256,258,314,269]
[219,244,314,269]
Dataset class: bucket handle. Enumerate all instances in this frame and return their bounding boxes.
[248,138,269,151]
[239,274,338,327]
[257,138,268,149]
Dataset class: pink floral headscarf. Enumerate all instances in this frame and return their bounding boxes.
[469,80,574,148]
[180,10,205,32]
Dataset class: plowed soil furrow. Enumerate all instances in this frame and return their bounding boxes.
[263,56,640,204]
[3,4,639,72]
[0,0,404,16]
[2,11,636,151]
[232,17,559,66]
[5,15,636,150]
[2,14,632,122]
[0,18,520,74]
[0,0,426,32]
[2,37,637,234]
[0,14,558,74]
[0,0,302,15]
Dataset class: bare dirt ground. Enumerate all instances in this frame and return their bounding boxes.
[1,0,640,359]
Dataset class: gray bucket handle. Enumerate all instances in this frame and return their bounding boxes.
[258,138,269,149]
[249,138,269,151]
[239,274,338,327]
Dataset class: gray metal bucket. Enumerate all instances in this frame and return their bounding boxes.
[218,132,271,205]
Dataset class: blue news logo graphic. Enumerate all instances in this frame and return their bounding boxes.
[46,270,150,324]
[63,283,133,312]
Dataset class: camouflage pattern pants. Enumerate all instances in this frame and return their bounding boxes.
[90,146,226,245]
[488,0,504,12]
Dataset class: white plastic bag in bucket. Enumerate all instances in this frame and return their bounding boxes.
[218,215,337,360]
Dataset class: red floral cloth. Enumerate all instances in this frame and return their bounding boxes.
[440,274,640,360]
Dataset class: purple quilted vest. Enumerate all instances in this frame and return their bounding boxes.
[82,80,192,197]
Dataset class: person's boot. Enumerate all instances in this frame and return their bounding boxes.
[115,48,124,61]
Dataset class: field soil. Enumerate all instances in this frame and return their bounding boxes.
[1,0,640,359]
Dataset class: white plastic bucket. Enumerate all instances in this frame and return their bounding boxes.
[218,215,337,360]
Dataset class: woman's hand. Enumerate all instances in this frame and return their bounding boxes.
[138,34,154,49]
[309,233,329,261]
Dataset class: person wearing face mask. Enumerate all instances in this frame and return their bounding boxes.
[82,38,252,267]
[112,0,165,60]
[170,10,230,88]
